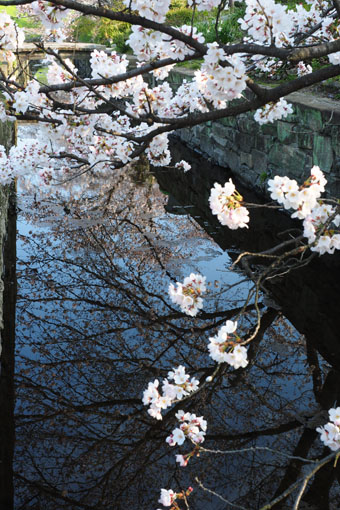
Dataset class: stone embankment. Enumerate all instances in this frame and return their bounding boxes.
[170,69,340,197]
[0,121,15,334]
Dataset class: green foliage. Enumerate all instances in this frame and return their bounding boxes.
[176,59,203,70]
[73,16,96,43]
[170,0,188,8]
[0,5,40,29]
[311,57,329,72]
[34,66,49,85]
[0,6,17,17]
[165,5,211,26]
[196,5,245,44]
[259,171,268,183]
[165,7,195,26]
[276,0,309,9]
[73,15,131,52]
[73,2,245,49]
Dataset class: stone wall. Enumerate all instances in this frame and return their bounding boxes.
[0,121,15,332]
[171,69,340,197]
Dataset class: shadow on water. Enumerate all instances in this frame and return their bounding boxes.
[1,138,340,509]
[0,184,16,510]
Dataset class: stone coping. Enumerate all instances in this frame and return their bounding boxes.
[18,42,107,55]
[286,90,340,122]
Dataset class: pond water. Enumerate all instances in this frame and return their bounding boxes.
[1,130,340,510]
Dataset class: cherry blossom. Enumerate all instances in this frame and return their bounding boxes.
[297,61,312,77]
[0,11,24,64]
[254,99,293,125]
[31,0,70,40]
[239,0,294,46]
[175,160,191,172]
[1,4,340,509]
[158,487,193,508]
[169,273,206,316]
[209,179,249,229]
[267,167,340,254]
[124,0,171,23]
[268,167,327,218]
[317,408,340,451]
[166,410,207,447]
[158,488,176,507]
[208,320,248,368]
[142,366,200,420]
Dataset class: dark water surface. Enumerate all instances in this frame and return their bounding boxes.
[1,137,340,510]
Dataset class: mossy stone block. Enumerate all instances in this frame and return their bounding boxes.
[239,151,253,168]
[297,130,314,150]
[296,105,323,131]
[220,116,238,128]
[277,121,297,144]
[313,135,333,172]
[260,122,278,136]
[251,149,268,174]
[236,132,255,150]
[255,134,274,152]
[237,116,257,134]
[268,144,308,177]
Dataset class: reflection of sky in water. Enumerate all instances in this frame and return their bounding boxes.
[12,141,340,510]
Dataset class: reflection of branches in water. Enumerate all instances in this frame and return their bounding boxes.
[13,170,339,509]
[196,450,339,510]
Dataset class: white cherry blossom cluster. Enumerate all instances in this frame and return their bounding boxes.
[187,0,220,11]
[124,0,171,23]
[11,79,47,114]
[158,489,177,508]
[90,50,128,80]
[251,56,281,76]
[239,0,336,76]
[239,0,294,47]
[268,167,340,254]
[131,82,173,117]
[169,79,209,115]
[31,0,70,40]
[0,138,53,183]
[303,203,340,255]
[127,27,166,62]
[291,0,328,36]
[170,25,205,61]
[297,61,312,77]
[268,166,327,218]
[209,179,249,229]
[175,160,191,172]
[127,25,203,63]
[45,58,78,86]
[196,43,247,107]
[208,320,248,368]
[166,410,207,447]
[317,407,340,451]
[254,99,293,125]
[239,0,332,49]
[168,273,206,316]
[142,365,200,420]
[0,11,24,64]
[146,133,171,166]
[158,487,193,508]
[234,0,340,80]
[329,51,340,65]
